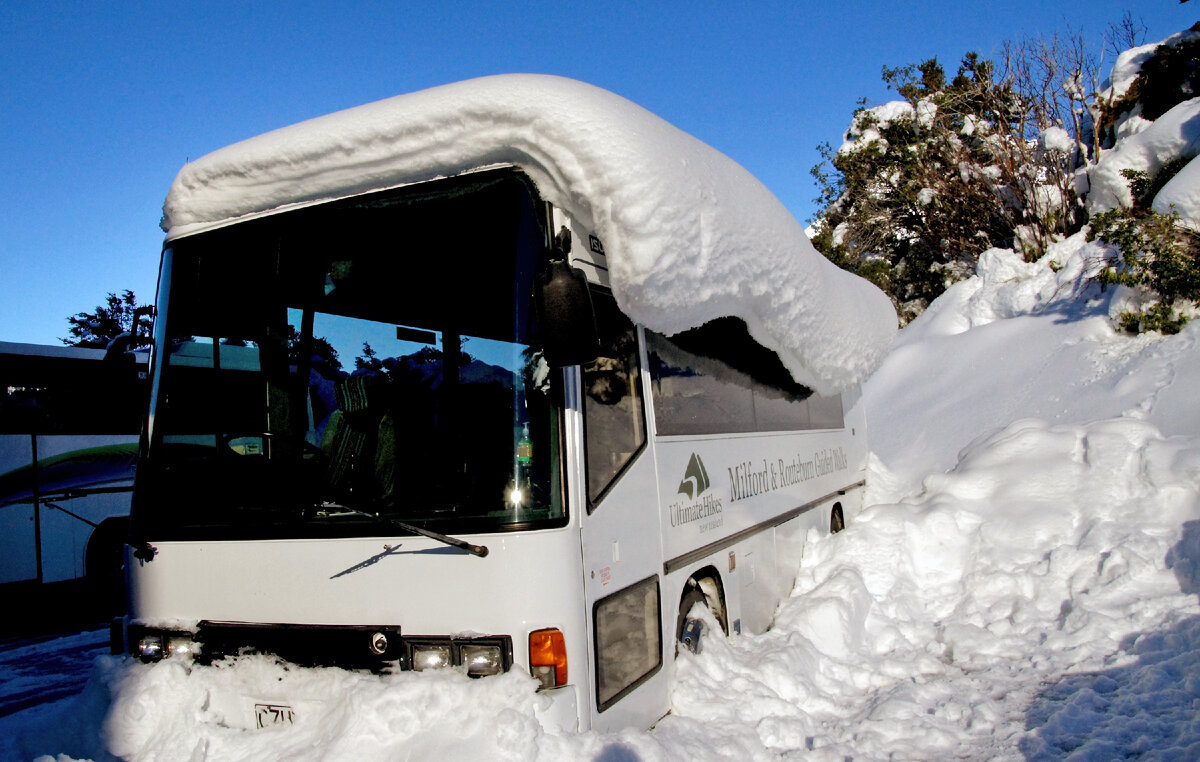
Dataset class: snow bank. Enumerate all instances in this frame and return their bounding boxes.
[161,75,895,394]
[1154,153,1200,231]
[1086,97,1200,219]
[674,417,1200,759]
[1101,41,1160,102]
[865,233,1200,487]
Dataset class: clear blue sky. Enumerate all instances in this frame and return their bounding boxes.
[1,1,1193,346]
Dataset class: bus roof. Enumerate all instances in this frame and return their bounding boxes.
[0,341,106,361]
[160,75,895,394]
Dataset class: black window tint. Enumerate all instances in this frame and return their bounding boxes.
[582,292,646,505]
[646,318,843,436]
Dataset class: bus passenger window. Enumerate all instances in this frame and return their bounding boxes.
[594,576,661,710]
[646,317,845,436]
[582,292,646,507]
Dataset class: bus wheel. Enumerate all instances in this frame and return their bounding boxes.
[681,580,715,652]
[86,517,129,617]
[676,585,708,655]
[830,502,845,534]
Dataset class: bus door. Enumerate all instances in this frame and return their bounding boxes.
[576,300,666,729]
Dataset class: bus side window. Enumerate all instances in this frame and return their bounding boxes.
[645,318,844,436]
[582,292,646,508]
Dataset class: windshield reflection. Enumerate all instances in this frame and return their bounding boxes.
[135,171,565,540]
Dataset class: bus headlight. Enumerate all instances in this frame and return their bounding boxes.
[461,644,503,677]
[135,631,198,662]
[166,634,199,659]
[411,643,452,671]
[137,634,164,662]
[405,637,512,676]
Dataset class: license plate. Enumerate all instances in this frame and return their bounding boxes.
[254,703,296,728]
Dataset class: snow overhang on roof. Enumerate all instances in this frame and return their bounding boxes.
[161,74,896,394]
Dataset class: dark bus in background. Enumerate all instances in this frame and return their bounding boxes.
[0,341,148,629]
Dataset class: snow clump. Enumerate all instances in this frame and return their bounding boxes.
[161,75,896,395]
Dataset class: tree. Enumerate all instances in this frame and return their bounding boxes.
[812,17,1197,334]
[355,341,383,372]
[61,290,153,349]
[810,29,1107,323]
[287,326,342,373]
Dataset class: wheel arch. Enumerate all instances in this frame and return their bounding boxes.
[678,564,728,635]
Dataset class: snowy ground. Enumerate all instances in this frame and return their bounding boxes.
[1,232,1197,761]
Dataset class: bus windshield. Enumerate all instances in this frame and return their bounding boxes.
[134,171,565,541]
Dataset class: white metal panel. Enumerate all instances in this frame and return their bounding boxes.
[656,425,866,571]
[128,526,586,670]
[579,448,667,731]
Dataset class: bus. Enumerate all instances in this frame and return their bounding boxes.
[0,341,148,624]
[114,75,894,732]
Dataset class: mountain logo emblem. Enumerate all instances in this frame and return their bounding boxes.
[677,453,711,500]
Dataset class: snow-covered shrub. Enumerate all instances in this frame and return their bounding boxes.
[812,21,1198,328]
[1091,166,1200,334]
[1096,23,1200,149]
[811,52,1086,323]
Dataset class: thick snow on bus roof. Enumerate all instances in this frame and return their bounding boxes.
[161,75,896,394]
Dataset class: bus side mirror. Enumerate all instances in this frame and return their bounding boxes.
[104,334,140,363]
[104,305,156,363]
[536,260,599,368]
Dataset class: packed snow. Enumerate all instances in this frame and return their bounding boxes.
[1085,28,1200,232]
[161,74,895,395]
[1085,97,1200,220]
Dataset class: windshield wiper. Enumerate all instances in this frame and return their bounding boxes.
[318,502,489,558]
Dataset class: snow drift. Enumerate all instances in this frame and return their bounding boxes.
[160,75,895,394]
[1087,28,1200,231]
[1085,97,1200,223]
[5,226,1198,762]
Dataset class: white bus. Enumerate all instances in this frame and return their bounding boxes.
[115,75,893,732]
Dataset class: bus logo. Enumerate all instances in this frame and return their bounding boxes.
[676,453,711,500]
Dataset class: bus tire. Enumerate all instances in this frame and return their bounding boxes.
[830,502,845,534]
[676,585,708,655]
[85,517,129,616]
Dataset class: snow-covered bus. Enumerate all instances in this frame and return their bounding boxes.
[115,75,895,732]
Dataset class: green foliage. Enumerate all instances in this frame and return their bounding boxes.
[1090,169,1200,334]
[287,326,342,371]
[1128,157,1191,209]
[811,21,1197,330]
[811,51,1082,322]
[61,290,152,349]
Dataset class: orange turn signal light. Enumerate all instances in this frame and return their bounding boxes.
[528,628,567,687]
